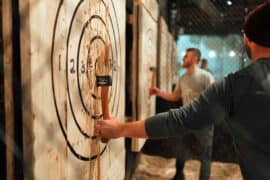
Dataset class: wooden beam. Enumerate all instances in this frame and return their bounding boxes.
[2,0,15,179]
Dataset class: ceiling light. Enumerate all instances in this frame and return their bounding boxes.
[208,51,216,58]
[181,51,185,57]
[229,50,236,57]
[227,1,232,6]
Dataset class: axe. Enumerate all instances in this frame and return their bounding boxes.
[96,43,111,143]
[149,66,157,89]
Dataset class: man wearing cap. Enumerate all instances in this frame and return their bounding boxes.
[95,2,270,179]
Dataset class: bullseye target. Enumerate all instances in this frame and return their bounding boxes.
[51,0,122,161]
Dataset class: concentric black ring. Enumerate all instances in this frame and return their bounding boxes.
[77,16,114,116]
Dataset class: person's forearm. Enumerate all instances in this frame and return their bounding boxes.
[122,120,148,138]
[158,91,181,102]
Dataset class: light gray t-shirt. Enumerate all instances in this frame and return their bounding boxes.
[175,68,214,105]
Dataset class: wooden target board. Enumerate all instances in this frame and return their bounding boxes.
[157,17,170,92]
[131,0,159,152]
[19,0,125,179]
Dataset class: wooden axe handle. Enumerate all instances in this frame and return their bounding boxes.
[151,71,156,88]
[100,43,110,143]
[101,86,110,119]
[100,85,110,143]
[150,66,156,88]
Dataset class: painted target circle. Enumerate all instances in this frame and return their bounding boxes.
[51,0,122,161]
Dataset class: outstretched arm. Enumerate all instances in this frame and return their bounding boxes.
[95,118,147,139]
[149,87,181,102]
[96,77,232,140]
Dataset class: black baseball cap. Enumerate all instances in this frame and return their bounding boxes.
[243,2,270,48]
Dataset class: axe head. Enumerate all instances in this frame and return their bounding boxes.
[96,75,112,87]
[149,66,156,71]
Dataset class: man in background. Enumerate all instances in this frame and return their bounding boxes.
[200,58,212,73]
[149,48,214,180]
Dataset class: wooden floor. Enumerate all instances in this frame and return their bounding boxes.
[132,154,243,180]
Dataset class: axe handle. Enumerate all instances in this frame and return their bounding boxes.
[151,71,156,88]
[100,42,110,143]
[149,66,157,88]
[101,86,110,143]
[101,86,110,119]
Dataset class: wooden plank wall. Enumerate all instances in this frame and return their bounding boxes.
[157,17,169,92]
[19,0,125,179]
[131,0,159,152]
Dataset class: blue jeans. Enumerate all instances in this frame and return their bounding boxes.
[174,125,214,180]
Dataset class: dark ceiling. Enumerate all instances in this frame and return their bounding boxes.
[169,0,264,35]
